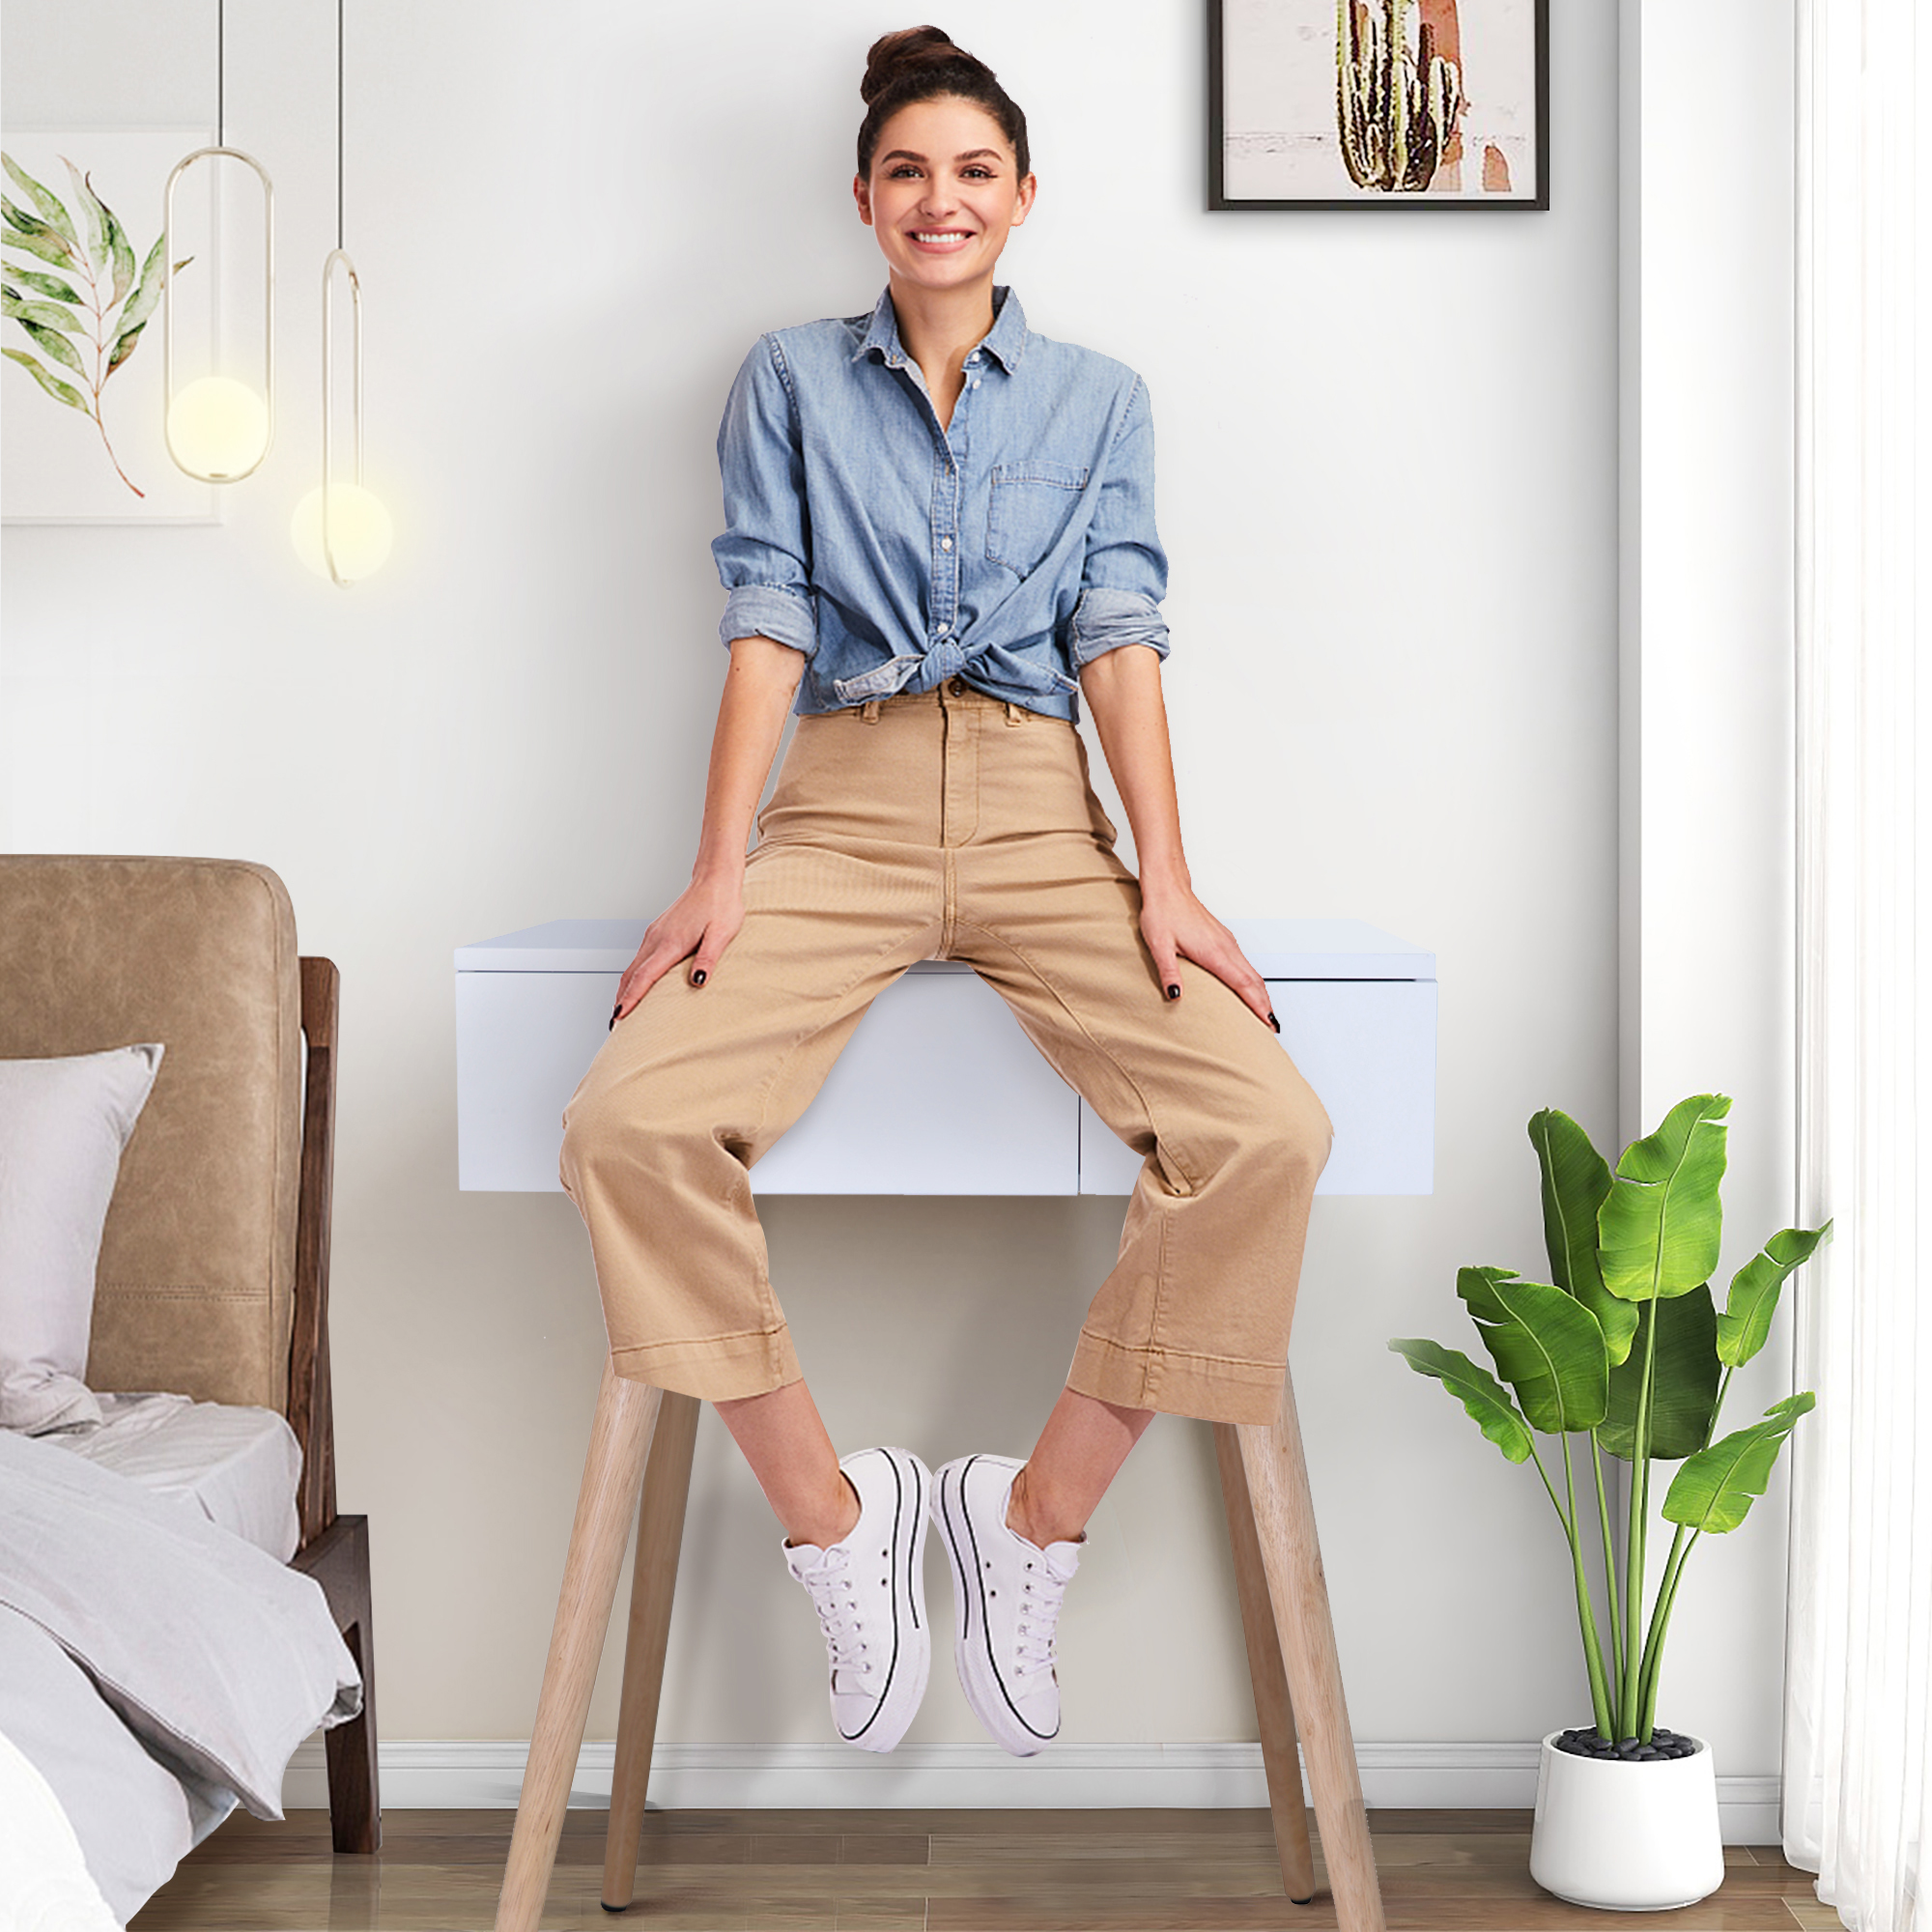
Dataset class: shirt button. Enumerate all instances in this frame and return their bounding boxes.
[971,380,980,389]
[937,621,951,635]
[941,537,952,552]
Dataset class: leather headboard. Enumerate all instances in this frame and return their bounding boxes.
[0,856,301,1412]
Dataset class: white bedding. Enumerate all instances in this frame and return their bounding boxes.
[43,1391,302,1561]
[0,1715,121,1932]
[0,1429,359,1925]
[0,1609,196,1926]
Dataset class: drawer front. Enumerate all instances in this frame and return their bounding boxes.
[457,970,614,1192]
[1076,979,1436,1197]
[754,971,1079,1195]
[457,968,1080,1195]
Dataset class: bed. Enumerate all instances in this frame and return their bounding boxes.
[0,856,380,1925]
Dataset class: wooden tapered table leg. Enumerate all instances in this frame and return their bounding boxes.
[1236,1367,1386,1932]
[1214,1421,1317,1905]
[496,1357,663,1932]
[601,1388,701,1911]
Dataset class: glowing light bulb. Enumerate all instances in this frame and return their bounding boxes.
[292,483,393,583]
[166,376,270,479]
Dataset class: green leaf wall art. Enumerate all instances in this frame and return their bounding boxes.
[3,150,188,498]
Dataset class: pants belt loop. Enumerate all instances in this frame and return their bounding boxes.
[1004,701,1026,726]
[861,698,882,724]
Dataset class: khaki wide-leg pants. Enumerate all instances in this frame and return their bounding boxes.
[559,677,1332,1426]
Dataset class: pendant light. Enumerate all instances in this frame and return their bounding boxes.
[292,0,392,584]
[162,0,273,481]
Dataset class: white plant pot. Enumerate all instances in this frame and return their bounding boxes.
[1528,1728,1725,1911]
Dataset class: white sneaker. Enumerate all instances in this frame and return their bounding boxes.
[783,1445,931,1752]
[933,1454,1082,1757]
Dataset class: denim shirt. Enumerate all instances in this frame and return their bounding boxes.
[712,283,1169,722]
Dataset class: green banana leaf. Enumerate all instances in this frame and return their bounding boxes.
[1455,1266,1608,1435]
[1386,1337,1538,1463]
[1598,1287,1720,1461]
[1598,1094,1731,1303]
[1719,1223,1833,1367]
[1662,1394,1816,1531]
[1529,1108,1637,1365]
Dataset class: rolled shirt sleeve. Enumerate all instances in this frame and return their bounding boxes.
[1067,374,1171,668]
[712,335,818,657]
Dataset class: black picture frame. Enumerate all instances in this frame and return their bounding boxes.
[1208,0,1550,211]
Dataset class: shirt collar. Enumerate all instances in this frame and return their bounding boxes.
[852,282,1029,373]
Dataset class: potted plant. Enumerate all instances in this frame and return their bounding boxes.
[1389,1094,1830,1910]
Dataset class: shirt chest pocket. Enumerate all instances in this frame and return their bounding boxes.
[986,461,1091,578]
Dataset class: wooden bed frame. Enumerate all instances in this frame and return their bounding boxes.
[0,857,380,1860]
[286,956,381,1855]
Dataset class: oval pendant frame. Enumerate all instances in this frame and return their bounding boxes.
[161,145,274,482]
[319,246,365,587]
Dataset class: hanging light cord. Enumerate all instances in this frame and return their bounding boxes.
[336,0,345,250]
[216,0,224,148]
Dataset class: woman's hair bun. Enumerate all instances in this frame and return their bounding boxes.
[855,24,1029,181]
[861,25,977,106]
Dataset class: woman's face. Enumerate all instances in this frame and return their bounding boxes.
[855,95,1035,296]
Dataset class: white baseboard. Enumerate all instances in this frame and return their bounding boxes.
[281,1739,1782,1844]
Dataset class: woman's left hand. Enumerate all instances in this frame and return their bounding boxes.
[1139,881,1279,1033]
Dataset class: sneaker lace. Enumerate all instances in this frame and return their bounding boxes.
[795,1547,877,1685]
[1012,1557,1070,1684]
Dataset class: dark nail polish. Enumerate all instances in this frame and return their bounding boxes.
[693,969,707,987]
[609,1009,620,1030]
[1267,1011,1281,1034]
[1166,982,1180,1001]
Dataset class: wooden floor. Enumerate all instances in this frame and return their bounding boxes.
[128,1806,1840,1932]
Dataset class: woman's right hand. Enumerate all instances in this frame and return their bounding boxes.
[610,633,802,1029]
[611,868,746,1026]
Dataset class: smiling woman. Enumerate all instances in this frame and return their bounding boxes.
[551,19,1330,1776]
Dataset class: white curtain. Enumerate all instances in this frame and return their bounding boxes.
[1784,0,1932,1925]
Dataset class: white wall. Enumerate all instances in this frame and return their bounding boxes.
[5,0,1769,1797]
[1621,0,1799,1795]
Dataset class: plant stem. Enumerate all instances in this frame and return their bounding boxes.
[1627,1357,1726,1733]
[1707,1364,1735,1445]
[93,404,142,496]
[1558,1429,1616,1737]
[1627,1343,1729,1732]
[1619,1297,1662,1740]
[1588,1429,1624,1706]
[1621,1334,1730,1736]
[1637,1526,1700,1733]
[61,219,141,497]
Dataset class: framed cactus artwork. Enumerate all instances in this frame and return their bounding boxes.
[1209,0,1548,209]
[2,129,221,523]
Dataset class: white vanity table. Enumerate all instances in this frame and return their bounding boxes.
[460,912,1435,1932]
[454,916,1435,1196]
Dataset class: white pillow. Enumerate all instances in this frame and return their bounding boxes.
[0,1043,165,1434]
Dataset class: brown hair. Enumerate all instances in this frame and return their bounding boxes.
[857,25,1030,182]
